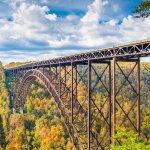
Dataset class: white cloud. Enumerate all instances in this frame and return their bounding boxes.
[112,4,120,13]
[45,13,57,21]
[81,0,102,24]
[107,19,119,26]
[78,0,105,47]
[9,0,26,9]
[0,0,150,65]
[0,2,54,48]
[102,0,109,6]
[66,15,79,21]
[0,49,82,65]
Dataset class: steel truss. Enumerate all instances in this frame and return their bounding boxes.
[112,58,140,145]
[8,39,150,71]
[6,40,150,150]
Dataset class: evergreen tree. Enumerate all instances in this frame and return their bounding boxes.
[133,0,150,18]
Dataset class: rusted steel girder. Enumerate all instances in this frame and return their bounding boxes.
[8,39,150,71]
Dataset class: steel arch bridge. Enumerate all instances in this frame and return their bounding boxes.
[7,39,150,149]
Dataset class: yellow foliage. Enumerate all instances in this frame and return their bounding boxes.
[66,140,75,150]
[34,122,65,149]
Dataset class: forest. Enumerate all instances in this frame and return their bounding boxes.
[0,61,149,150]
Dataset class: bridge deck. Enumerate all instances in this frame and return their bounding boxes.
[8,39,150,71]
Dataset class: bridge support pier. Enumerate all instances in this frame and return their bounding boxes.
[88,60,91,150]
[137,59,141,137]
[112,58,141,145]
[112,58,116,146]
[88,60,112,149]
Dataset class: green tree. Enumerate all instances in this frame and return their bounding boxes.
[133,0,150,18]
[0,115,7,148]
[111,127,150,150]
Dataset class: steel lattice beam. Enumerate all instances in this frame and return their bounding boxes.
[8,39,150,71]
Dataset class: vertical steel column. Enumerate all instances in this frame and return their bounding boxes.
[59,63,61,97]
[56,65,58,93]
[12,70,15,107]
[88,60,91,150]
[43,66,44,74]
[56,66,58,78]
[64,65,67,85]
[14,69,18,109]
[112,58,116,145]
[71,62,73,123]
[72,64,77,111]
[75,64,78,99]
[109,61,112,147]
[49,64,51,78]
[14,70,17,94]
[137,59,140,136]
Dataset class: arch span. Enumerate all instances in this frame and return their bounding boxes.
[13,69,84,150]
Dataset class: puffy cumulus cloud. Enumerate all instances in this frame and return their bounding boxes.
[0,0,150,64]
[107,19,119,26]
[123,16,150,40]
[0,2,57,50]
[81,0,102,24]
[0,1,81,50]
[78,0,105,47]
[77,0,150,47]
[45,13,57,21]
[66,15,80,22]
[103,16,150,44]
[79,0,150,47]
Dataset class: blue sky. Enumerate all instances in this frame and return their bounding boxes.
[0,0,149,64]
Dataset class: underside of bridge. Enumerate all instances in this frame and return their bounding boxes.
[6,40,150,150]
